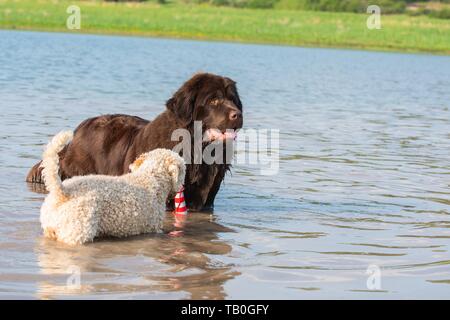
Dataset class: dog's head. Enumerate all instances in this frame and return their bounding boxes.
[166,73,243,142]
[130,149,186,193]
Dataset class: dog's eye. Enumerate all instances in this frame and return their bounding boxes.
[209,99,220,106]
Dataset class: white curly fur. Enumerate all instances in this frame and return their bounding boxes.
[40,131,186,246]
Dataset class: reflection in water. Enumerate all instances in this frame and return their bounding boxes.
[26,182,47,195]
[36,214,238,299]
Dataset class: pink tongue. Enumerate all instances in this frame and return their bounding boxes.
[205,129,237,141]
[223,131,237,140]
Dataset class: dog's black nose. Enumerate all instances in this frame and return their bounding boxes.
[229,110,241,121]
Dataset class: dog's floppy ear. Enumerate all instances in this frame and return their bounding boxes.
[166,84,197,126]
[167,159,186,192]
[129,154,146,172]
[166,73,209,126]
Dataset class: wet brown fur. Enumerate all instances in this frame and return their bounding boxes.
[27,73,243,211]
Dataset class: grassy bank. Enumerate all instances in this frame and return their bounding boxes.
[0,0,449,54]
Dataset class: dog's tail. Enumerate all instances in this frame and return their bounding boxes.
[41,131,73,201]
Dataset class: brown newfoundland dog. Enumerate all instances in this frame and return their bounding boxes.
[26,73,243,212]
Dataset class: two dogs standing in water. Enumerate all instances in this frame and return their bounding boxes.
[28,73,243,212]
[31,73,243,245]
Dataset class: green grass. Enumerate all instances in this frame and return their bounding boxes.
[0,0,449,54]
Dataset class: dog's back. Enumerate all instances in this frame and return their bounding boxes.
[40,174,164,245]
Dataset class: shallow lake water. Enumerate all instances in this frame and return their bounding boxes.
[0,30,449,299]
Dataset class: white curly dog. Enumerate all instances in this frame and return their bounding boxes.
[39,131,185,245]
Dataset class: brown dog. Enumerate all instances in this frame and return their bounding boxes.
[27,73,243,212]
